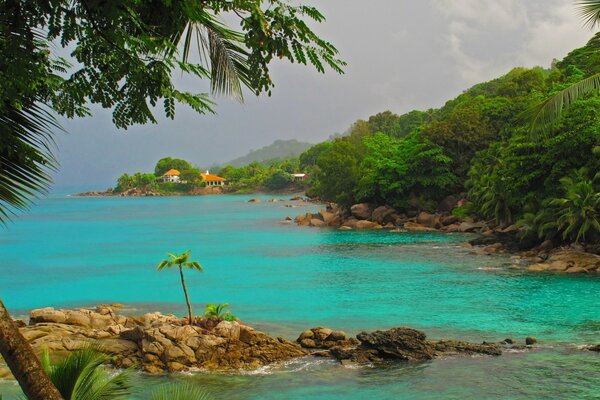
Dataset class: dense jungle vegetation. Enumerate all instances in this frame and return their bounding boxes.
[296,34,600,244]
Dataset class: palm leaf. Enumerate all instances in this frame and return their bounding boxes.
[172,12,250,100]
[150,382,211,400]
[43,347,131,400]
[528,72,600,134]
[0,102,60,223]
[577,0,600,28]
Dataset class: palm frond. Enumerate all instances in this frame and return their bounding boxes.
[0,101,60,223]
[149,382,211,400]
[157,260,171,270]
[528,72,600,134]
[173,12,250,101]
[43,347,131,400]
[577,0,600,28]
[184,261,202,271]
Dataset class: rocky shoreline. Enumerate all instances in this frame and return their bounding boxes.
[74,186,228,197]
[293,202,600,274]
[6,305,594,380]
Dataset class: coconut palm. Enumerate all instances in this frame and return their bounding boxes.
[550,170,600,243]
[0,300,62,400]
[157,251,203,325]
[41,347,130,400]
[530,1,600,131]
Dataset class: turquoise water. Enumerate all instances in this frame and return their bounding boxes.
[1,194,599,398]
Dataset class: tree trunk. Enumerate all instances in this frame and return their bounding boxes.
[179,265,193,325]
[0,299,63,400]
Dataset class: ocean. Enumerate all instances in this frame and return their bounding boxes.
[1,193,599,399]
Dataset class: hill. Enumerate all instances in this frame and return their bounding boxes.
[224,139,313,167]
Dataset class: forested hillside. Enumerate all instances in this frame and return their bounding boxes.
[299,33,600,245]
[225,139,313,167]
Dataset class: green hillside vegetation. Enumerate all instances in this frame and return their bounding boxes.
[224,139,313,167]
[298,34,600,246]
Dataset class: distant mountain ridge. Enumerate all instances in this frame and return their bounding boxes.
[224,139,313,167]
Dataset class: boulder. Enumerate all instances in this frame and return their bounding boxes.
[319,210,337,225]
[528,263,549,272]
[297,327,358,350]
[354,220,382,230]
[350,203,374,220]
[403,222,436,232]
[30,308,67,325]
[565,266,587,274]
[584,344,600,352]
[458,221,486,233]
[537,240,554,253]
[310,218,326,227]
[295,213,312,227]
[525,337,537,345]
[371,205,397,225]
[214,321,241,340]
[441,215,459,226]
[438,195,460,212]
[356,328,435,361]
[329,327,502,365]
[417,212,440,229]
[547,261,570,272]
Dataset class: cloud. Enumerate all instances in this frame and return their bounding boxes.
[433,0,591,85]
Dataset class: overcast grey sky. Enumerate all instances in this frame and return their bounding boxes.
[54,0,593,188]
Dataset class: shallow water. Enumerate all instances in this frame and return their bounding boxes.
[1,194,599,398]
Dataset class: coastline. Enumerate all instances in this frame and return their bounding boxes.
[292,202,600,274]
[1,304,598,381]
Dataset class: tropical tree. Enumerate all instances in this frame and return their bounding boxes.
[0,2,343,397]
[157,251,203,325]
[42,347,130,400]
[549,169,600,243]
[529,1,600,131]
[180,168,202,184]
[154,158,194,177]
[0,299,63,400]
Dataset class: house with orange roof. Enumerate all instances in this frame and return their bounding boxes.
[201,170,227,186]
[161,168,181,183]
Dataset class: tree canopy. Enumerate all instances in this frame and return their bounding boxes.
[0,0,345,221]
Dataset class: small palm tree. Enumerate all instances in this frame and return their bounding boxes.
[204,303,237,321]
[41,347,131,400]
[157,251,203,325]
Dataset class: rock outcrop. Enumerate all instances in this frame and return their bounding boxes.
[19,306,307,374]
[327,327,502,364]
[296,327,359,349]
[525,248,600,274]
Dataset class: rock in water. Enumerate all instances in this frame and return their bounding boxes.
[525,336,537,345]
[21,306,307,374]
[329,327,502,364]
[355,328,435,361]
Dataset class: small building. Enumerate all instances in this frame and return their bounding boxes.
[292,173,307,182]
[201,170,227,186]
[161,169,181,183]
